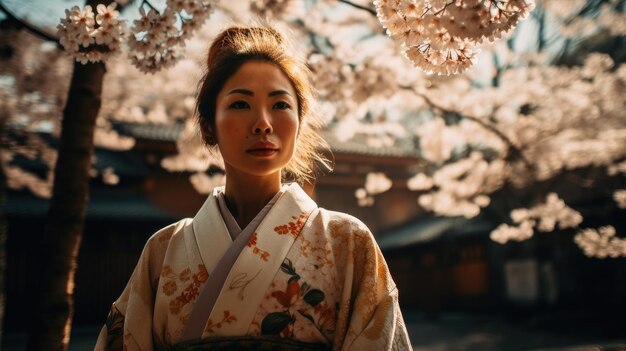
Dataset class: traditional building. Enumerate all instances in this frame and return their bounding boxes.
[6,123,624,333]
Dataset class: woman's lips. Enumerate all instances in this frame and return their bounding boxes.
[246,148,278,157]
[247,141,279,157]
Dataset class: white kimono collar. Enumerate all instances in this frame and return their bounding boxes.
[185,182,318,339]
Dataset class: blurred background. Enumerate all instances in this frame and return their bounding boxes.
[0,0,625,350]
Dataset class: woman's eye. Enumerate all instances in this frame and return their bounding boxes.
[229,101,249,109]
[273,101,291,110]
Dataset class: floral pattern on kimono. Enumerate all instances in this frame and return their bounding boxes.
[95,184,412,351]
[248,209,412,350]
[256,258,335,341]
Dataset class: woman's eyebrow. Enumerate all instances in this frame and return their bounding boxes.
[268,90,292,97]
[226,89,292,97]
[227,88,254,96]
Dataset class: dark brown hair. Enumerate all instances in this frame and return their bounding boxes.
[196,24,331,182]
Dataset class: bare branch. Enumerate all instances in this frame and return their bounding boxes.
[402,85,533,169]
[0,1,59,43]
[140,0,160,14]
[336,0,376,16]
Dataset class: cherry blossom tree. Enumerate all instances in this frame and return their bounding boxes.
[366,1,624,258]
[52,0,626,264]
[0,16,73,347]
[2,0,217,349]
[22,1,111,348]
[240,0,625,258]
[234,0,626,258]
[398,1,626,258]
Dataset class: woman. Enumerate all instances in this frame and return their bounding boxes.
[95,25,412,351]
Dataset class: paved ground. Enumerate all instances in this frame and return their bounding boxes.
[4,310,626,350]
[404,311,626,351]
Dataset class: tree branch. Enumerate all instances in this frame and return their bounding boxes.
[403,86,533,169]
[0,1,59,43]
[141,0,160,14]
[336,0,376,16]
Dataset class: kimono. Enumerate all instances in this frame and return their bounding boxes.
[94,183,412,351]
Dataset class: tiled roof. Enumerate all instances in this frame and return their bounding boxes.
[93,148,150,177]
[6,128,150,177]
[377,217,496,251]
[322,131,421,158]
[113,122,184,142]
[8,146,150,178]
[6,190,177,221]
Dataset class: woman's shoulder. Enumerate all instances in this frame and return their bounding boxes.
[313,208,375,241]
[145,217,193,249]
[140,218,194,285]
[316,208,367,227]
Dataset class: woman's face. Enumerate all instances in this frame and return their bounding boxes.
[214,60,299,180]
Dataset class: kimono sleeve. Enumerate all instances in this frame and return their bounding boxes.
[326,213,412,351]
[94,222,180,351]
[347,288,412,351]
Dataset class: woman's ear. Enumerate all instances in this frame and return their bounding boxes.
[201,124,217,146]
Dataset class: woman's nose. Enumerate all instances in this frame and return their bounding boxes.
[252,110,273,134]
[254,127,272,134]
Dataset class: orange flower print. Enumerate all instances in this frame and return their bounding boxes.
[246,233,270,261]
[299,238,334,269]
[170,299,184,315]
[274,225,290,235]
[179,268,192,282]
[271,279,301,308]
[274,212,308,238]
[246,233,258,247]
[167,264,209,315]
[254,248,270,261]
[196,264,209,283]
[204,310,237,334]
[162,280,177,296]
[161,265,173,277]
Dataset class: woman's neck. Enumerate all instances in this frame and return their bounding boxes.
[223,171,282,229]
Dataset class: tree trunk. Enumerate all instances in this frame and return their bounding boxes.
[26,58,106,350]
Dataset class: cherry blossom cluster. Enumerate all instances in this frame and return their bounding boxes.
[57,1,217,72]
[250,0,303,18]
[94,119,135,150]
[614,190,626,209]
[407,151,505,218]
[161,119,224,173]
[355,172,393,206]
[574,226,626,259]
[308,54,352,105]
[57,3,124,64]
[374,0,535,75]
[309,54,398,108]
[2,133,58,199]
[101,167,120,185]
[608,160,626,176]
[128,0,217,73]
[545,0,626,38]
[490,193,583,244]
[490,220,534,244]
[190,172,225,194]
[4,163,54,198]
[309,53,406,146]
[397,52,626,254]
